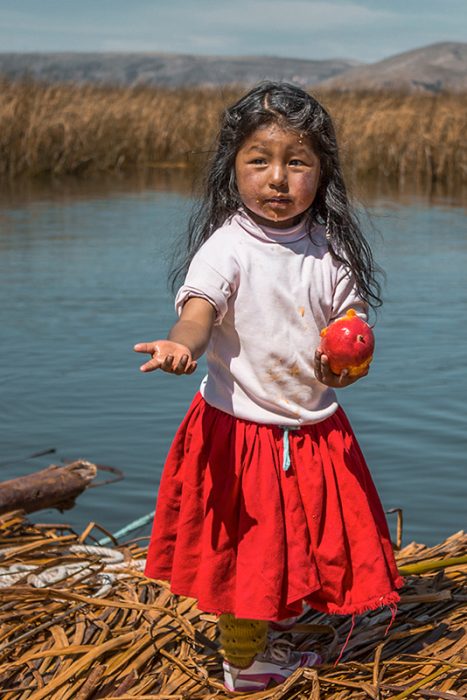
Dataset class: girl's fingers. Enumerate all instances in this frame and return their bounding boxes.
[314,350,329,382]
[338,369,349,386]
[173,354,189,375]
[315,351,344,387]
[139,357,162,372]
[314,349,323,378]
[162,354,196,375]
[315,347,369,387]
[174,356,198,375]
[161,354,175,372]
[134,342,156,354]
[135,344,195,376]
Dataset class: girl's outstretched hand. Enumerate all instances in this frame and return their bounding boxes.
[133,340,197,375]
[314,348,368,388]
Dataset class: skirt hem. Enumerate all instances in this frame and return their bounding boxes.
[144,573,405,620]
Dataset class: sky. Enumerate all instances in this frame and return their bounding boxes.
[0,0,465,64]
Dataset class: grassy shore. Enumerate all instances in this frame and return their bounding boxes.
[0,78,465,192]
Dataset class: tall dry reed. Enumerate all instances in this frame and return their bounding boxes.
[0,78,465,192]
[317,89,467,193]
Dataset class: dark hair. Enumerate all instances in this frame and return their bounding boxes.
[171,81,382,309]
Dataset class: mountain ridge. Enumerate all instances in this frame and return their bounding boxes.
[320,42,467,92]
[0,52,360,89]
[0,42,466,92]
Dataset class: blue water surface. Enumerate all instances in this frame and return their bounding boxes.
[0,182,465,546]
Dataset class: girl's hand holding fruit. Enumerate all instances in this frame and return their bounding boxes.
[315,309,374,387]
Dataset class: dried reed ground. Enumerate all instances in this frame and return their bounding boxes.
[0,509,465,699]
[0,79,466,191]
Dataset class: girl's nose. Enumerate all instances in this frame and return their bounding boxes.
[269,164,287,186]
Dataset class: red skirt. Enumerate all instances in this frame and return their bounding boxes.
[145,393,403,621]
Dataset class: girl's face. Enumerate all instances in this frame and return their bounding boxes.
[234,123,321,229]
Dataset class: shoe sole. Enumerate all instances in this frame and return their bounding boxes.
[223,653,322,692]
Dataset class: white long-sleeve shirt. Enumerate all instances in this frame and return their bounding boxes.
[176,209,367,426]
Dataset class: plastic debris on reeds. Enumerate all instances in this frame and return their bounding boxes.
[0,510,465,699]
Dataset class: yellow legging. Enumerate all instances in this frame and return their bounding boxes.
[218,614,268,668]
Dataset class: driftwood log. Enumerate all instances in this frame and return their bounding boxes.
[0,461,97,514]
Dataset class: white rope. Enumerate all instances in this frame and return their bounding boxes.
[69,544,125,563]
[0,564,36,587]
[0,543,147,597]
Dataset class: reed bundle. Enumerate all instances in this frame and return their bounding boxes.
[0,78,465,192]
[0,510,465,699]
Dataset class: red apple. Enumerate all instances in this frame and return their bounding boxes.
[319,309,374,377]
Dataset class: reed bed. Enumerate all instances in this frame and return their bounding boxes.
[0,78,466,192]
[0,509,465,699]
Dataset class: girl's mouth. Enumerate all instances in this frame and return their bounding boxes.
[265,197,292,207]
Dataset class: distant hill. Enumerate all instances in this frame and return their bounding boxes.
[0,43,466,92]
[0,52,360,89]
[320,42,467,92]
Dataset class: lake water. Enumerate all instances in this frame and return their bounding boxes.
[0,179,465,547]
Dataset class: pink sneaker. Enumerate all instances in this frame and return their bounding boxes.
[223,640,322,692]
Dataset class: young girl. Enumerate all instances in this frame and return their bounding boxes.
[134,82,403,692]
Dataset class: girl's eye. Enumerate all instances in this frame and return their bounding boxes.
[250,158,266,165]
[289,159,305,166]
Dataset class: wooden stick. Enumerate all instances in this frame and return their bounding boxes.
[0,461,97,515]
